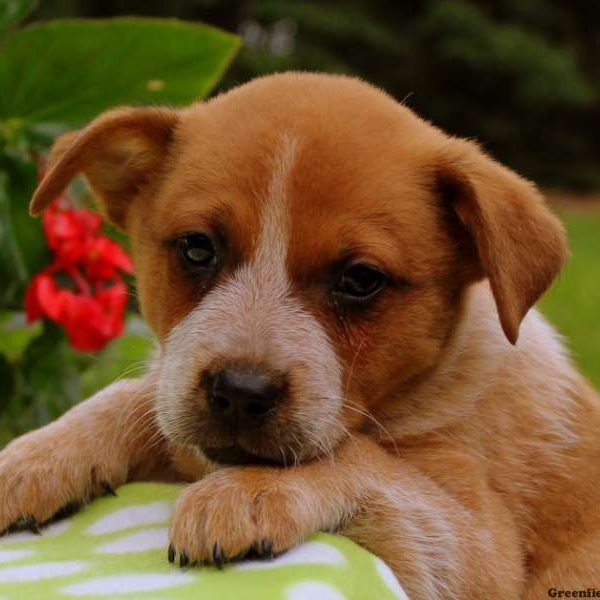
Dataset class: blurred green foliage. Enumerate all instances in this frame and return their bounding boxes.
[0,315,153,446]
[540,210,600,389]
[0,1,239,444]
[32,0,600,191]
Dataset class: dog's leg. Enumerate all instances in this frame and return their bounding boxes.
[0,377,173,533]
[168,434,523,599]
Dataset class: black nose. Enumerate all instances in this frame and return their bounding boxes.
[206,367,284,426]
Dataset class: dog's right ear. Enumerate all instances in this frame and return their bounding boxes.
[435,137,568,344]
[30,106,179,229]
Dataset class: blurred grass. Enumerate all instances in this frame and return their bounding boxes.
[539,208,600,388]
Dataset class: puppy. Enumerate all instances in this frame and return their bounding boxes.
[1,72,598,600]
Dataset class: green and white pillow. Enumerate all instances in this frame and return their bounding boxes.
[0,482,408,599]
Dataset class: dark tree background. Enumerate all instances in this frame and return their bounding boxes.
[32,0,600,190]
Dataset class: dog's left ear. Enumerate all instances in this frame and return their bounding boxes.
[30,106,179,229]
[437,138,568,344]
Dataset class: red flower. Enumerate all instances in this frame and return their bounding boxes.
[25,196,132,352]
[25,271,61,322]
[26,271,128,352]
[43,199,102,264]
[84,236,133,281]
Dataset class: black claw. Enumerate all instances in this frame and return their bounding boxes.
[260,539,273,559]
[23,516,41,535]
[168,543,176,564]
[101,481,117,497]
[3,521,18,535]
[0,515,42,536]
[213,543,224,569]
[49,501,83,523]
[179,551,189,568]
[234,548,251,562]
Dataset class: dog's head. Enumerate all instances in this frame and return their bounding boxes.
[30,73,567,466]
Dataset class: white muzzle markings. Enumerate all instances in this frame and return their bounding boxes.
[156,135,344,460]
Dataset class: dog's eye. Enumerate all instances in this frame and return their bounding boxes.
[178,233,217,270]
[334,263,387,303]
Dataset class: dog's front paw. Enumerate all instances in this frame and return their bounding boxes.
[0,423,126,534]
[169,467,314,568]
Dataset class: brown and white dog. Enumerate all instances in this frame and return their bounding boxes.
[1,72,599,599]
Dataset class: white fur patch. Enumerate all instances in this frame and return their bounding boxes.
[157,135,343,457]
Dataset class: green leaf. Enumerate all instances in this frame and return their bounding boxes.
[0,170,27,300]
[80,316,153,398]
[0,17,240,125]
[0,0,38,37]
[20,321,85,424]
[0,151,48,307]
[0,310,42,359]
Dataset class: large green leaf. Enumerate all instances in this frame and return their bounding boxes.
[0,0,38,37]
[0,17,240,125]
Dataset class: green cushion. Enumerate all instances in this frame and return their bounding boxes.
[0,482,407,599]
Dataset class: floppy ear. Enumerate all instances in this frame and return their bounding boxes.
[437,138,568,344]
[30,106,179,229]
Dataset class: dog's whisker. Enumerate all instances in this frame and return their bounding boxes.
[278,444,288,468]
[285,431,302,468]
[342,401,400,458]
[122,396,158,443]
[343,337,367,397]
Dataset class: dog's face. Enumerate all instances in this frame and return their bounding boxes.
[30,73,567,466]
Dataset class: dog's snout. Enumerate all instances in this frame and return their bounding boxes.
[206,367,284,425]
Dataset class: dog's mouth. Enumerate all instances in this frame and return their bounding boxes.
[202,445,283,467]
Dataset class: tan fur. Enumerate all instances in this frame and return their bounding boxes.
[1,73,597,599]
